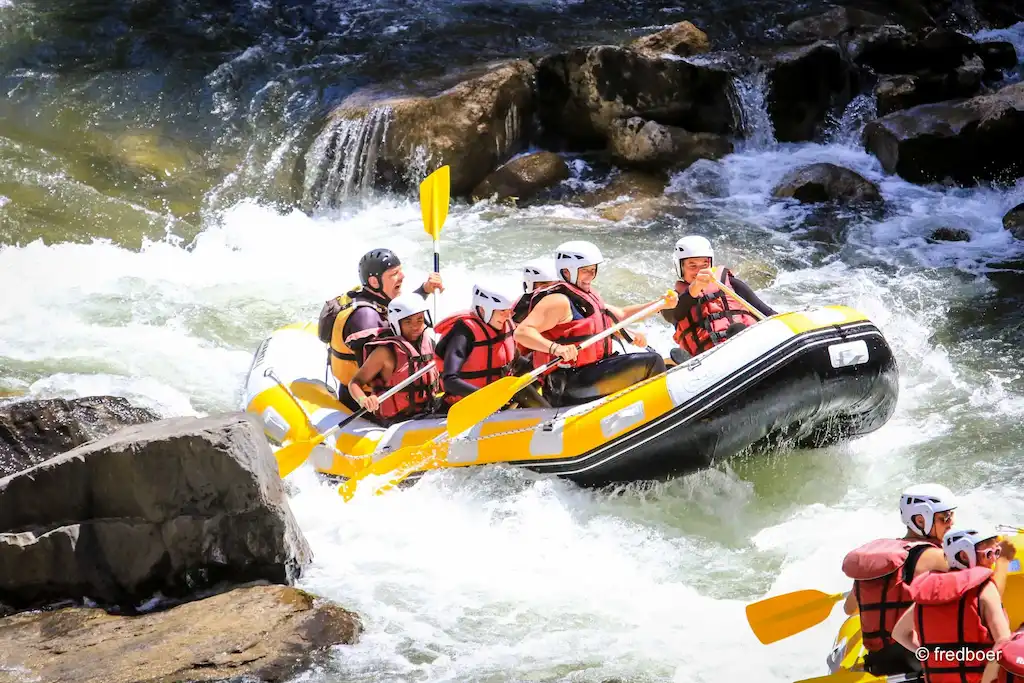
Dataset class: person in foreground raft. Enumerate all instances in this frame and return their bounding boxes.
[347,293,439,426]
[892,527,1014,683]
[662,235,776,359]
[841,483,959,677]
[433,282,547,409]
[514,240,676,407]
[318,247,443,411]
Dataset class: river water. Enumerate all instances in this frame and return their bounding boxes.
[3,2,1024,682]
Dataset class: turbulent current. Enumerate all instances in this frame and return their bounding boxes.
[3,2,1024,682]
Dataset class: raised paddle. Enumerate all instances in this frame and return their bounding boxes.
[338,291,676,501]
[420,165,450,322]
[273,361,437,478]
[746,589,849,645]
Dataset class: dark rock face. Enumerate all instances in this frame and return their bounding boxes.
[863,82,1024,186]
[0,414,312,616]
[1005,203,1024,240]
[607,117,733,172]
[471,151,570,203]
[765,41,856,142]
[534,45,740,149]
[928,227,971,242]
[0,396,159,478]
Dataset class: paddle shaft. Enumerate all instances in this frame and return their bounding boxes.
[712,267,767,321]
[528,296,669,383]
[319,360,438,446]
[265,368,316,427]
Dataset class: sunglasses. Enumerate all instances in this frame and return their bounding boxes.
[936,511,954,524]
[979,546,1002,562]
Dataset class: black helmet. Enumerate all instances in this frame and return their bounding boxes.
[359,248,401,291]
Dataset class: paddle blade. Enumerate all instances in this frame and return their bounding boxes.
[446,374,530,437]
[420,165,450,240]
[338,439,441,501]
[274,438,319,478]
[746,590,844,645]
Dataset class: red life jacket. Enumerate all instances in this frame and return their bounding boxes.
[433,311,516,405]
[361,330,438,421]
[910,567,998,683]
[528,281,617,370]
[673,268,760,356]
[842,538,939,652]
[996,632,1024,682]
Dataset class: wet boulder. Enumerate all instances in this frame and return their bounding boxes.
[0,584,361,683]
[874,55,986,115]
[629,21,710,58]
[765,41,856,142]
[471,151,570,203]
[927,227,971,242]
[607,117,733,172]
[307,60,535,203]
[785,7,888,43]
[534,46,739,149]
[863,82,1024,186]
[1,396,159,478]
[772,163,883,204]
[0,414,311,616]
[573,170,676,223]
[848,25,1016,77]
[1005,203,1024,240]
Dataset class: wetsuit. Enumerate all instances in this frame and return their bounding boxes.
[439,326,549,409]
[661,276,776,359]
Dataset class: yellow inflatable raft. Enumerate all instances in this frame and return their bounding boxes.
[242,304,898,486]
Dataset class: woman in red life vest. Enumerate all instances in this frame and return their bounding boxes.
[661,235,776,359]
[841,484,958,676]
[514,240,677,407]
[892,528,1014,683]
[347,292,439,425]
[433,282,546,409]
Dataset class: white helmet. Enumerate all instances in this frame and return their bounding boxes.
[471,282,517,324]
[900,483,958,536]
[943,527,1001,570]
[387,293,432,336]
[522,257,559,292]
[673,235,714,279]
[555,240,603,285]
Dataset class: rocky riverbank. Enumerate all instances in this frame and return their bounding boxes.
[300,1,1024,289]
[0,399,361,683]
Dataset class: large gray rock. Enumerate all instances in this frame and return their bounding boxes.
[0,414,311,615]
[1005,203,1024,240]
[534,45,739,148]
[0,396,159,478]
[863,82,1024,185]
[765,41,856,142]
[772,163,883,204]
[306,60,535,204]
[874,55,986,115]
[0,584,361,683]
[628,21,711,59]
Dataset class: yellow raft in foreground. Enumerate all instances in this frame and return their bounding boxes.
[821,534,1024,682]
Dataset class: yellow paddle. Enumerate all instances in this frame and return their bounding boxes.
[273,361,437,478]
[420,165,449,321]
[746,589,849,645]
[338,291,675,501]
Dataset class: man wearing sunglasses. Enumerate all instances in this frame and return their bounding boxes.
[892,527,1013,683]
[840,484,959,677]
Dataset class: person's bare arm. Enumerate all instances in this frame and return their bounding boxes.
[891,606,919,653]
[914,547,950,577]
[513,294,577,362]
[843,590,858,616]
[348,346,394,413]
[980,582,1012,682]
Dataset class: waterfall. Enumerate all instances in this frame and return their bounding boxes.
[301,106,393,211]
[732,70,775,150]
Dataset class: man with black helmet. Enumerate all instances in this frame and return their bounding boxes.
[318,248,443,410]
